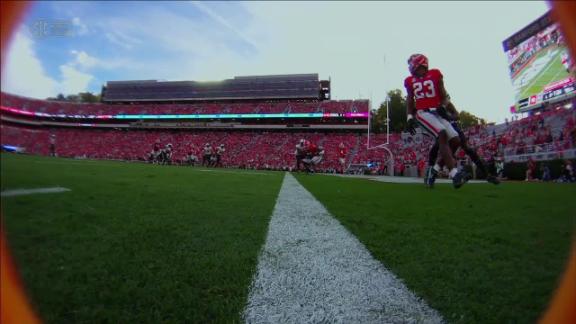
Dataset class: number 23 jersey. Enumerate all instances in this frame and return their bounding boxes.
[404,69,443,110]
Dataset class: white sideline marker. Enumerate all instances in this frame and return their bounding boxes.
[243,173,443,323]
[1,187,71,197]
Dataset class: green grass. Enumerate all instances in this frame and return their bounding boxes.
[4,153,576,323]
[295,174,576,324]
[1,154,283,323]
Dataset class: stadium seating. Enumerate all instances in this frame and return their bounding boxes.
[1,92,574,173]
[0,92,368,116]
[0,124,358,171]
[474,103,575,159]
[102,74,321,102]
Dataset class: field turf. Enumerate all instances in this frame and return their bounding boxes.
[2,153,575,323]
[296,174,576,323]
[1,154,283,323]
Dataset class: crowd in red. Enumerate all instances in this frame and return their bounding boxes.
[349,101,575,176]
[494,106,575,157]
[1,92,574,174]
[0,125,359,172]
[0,93,368,115]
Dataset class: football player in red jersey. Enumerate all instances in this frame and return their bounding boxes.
[404,54,468,188]
[302,142,324,174]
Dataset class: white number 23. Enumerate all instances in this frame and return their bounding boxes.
[413,80,436,99]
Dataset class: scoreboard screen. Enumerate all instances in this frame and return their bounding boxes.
[503,11,575,112]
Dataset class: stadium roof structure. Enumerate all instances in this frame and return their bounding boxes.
[102,74,329,102]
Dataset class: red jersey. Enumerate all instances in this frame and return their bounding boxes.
[404,68,444,110]
[457,148,466,159]
[403,149,416,163]
[306,143,318,155]
[338,148,347,158]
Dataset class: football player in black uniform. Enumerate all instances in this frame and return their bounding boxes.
[424,99,500,187]
[202,143,213,167]
[159,143,173,165]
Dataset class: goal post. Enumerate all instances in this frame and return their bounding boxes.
[364,96,395,176]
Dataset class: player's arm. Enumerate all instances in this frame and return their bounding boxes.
[437,77,459,120]
[404,81,418,135]
[444,101,459,120]
[405,83,416,119]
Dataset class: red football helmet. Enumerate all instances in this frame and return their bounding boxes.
[408,54,428,75]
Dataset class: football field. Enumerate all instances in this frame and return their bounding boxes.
[1,154,575,323]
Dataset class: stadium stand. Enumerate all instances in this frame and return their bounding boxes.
[0,124,360,171]
[0,92,366,116]
[1,91,574,174]
[102,74,324,102]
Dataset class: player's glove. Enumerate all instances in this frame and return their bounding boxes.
[437,106,452,120]
[438,105,458,121]
[406,114,418,135]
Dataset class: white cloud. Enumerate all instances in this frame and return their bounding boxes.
[90,7,252,81]
[68,49,135,72]
[1,30,96,98]
[105,32,130,49]
[132,9,225,56]
[70,50,98,69]
[1,30,58,98]
[104,31,142,50]
[190,1,259,50]
[72,17,89,36]
[57,64,94,95]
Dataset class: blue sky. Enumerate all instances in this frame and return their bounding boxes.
[1,1,550,123]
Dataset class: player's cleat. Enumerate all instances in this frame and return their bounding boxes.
[425,166,438,188]
[452,170,469,189]
[486,175,500,185]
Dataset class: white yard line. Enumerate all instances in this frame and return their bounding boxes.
[1,187,71,197]
[243,173,443,323]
